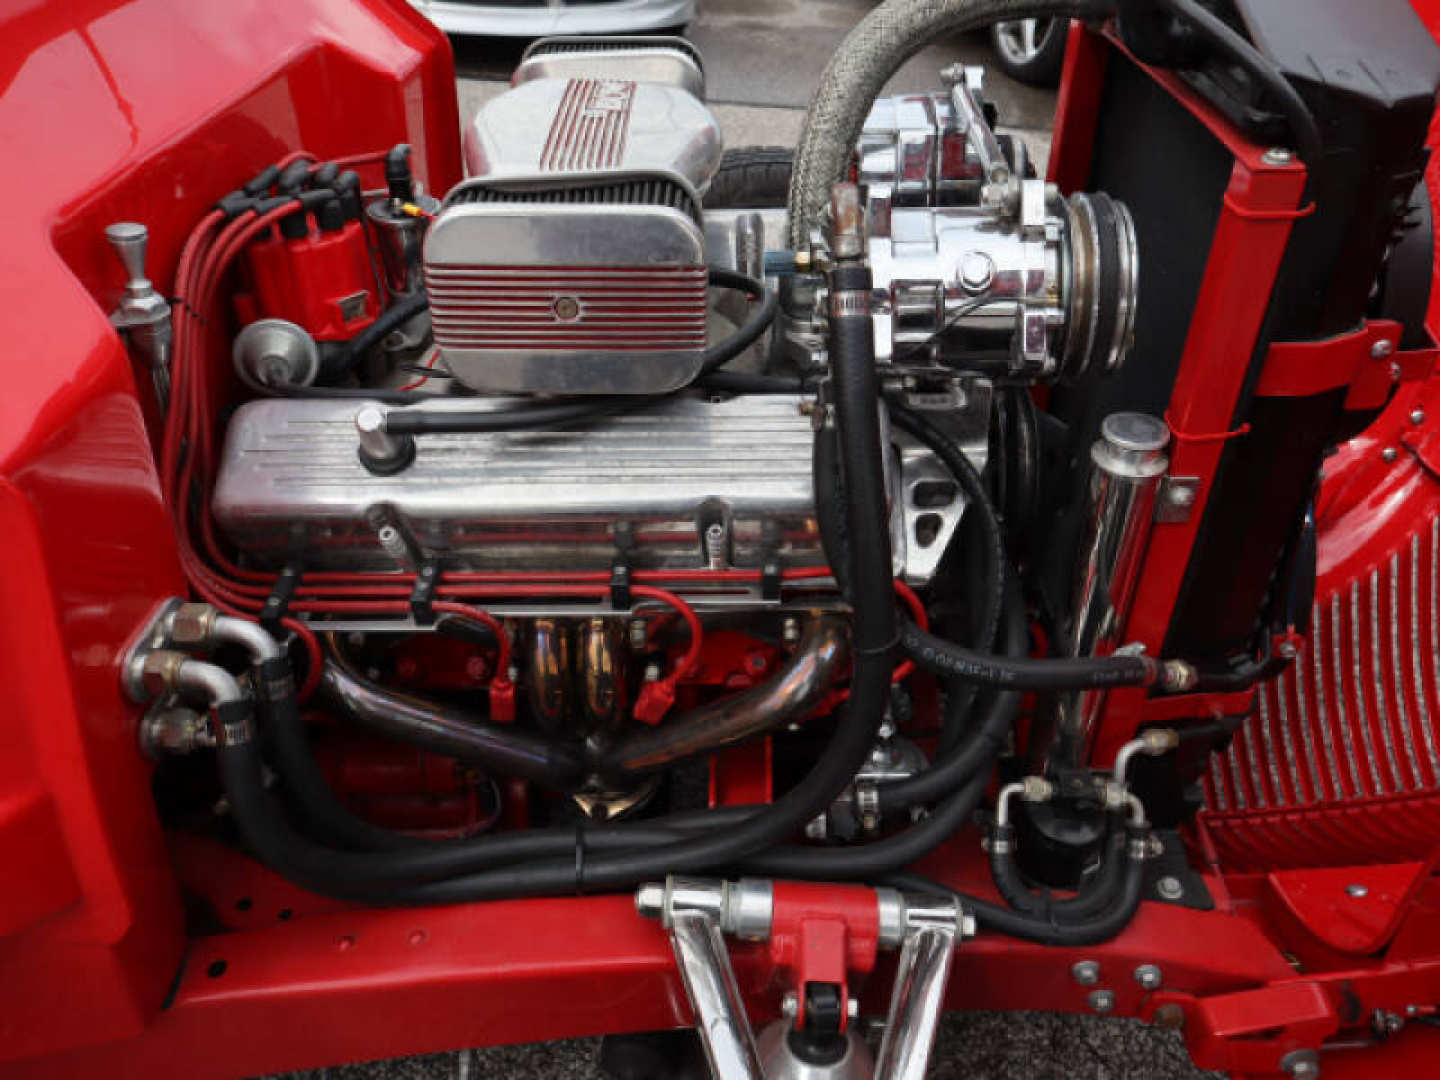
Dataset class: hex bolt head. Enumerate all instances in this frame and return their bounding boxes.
[139,650,186,699]
[1134,964,1163,990]
[1156,876,1185,901]
[634,883,665,919]
[1071,960,1101,986]
[1262,147,1294,166]
[168,602,216,647]
[1153,1003,1186,1029]
[1371,339,1395,360]
[1411,409,1427,425]
[781,991,799,1018]
[1281,1049,1321,1080]
[1166,484,1196,509]
[1382,447,1399,464]
[1346,883,1369,898]
[629,619,649,651]
[1088,990,1116,1014]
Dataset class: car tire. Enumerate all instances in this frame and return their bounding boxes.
[703,147,794,210]
[989,18,1067,87]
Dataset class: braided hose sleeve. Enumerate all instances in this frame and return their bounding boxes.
[787,0,1115,249]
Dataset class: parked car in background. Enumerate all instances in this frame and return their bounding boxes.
[989,17,1068,85]
[409,0,696,37]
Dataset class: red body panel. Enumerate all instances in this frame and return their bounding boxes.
[5,4,1440,1078]
[0,0,457,1063]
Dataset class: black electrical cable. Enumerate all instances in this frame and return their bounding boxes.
[899,620,1160,691]
[1154,0,1323,167]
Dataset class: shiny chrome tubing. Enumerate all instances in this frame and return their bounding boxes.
[602,617,849,776]
[211,614,282,663]
[174,659,244,708]
[321,640,585,786]
[580,617,624,733]
[874,898,962,1080]
[1038,413,1169,772]
[526,618,573,737]
[668,909,764,1080]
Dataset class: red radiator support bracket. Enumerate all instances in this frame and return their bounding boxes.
[1253,319,1439,410]
[1267,860,1435,956]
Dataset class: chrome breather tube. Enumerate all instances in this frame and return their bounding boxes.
[1038,412,1170,772]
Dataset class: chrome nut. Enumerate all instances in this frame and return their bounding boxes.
[139,650,188,699]
[168,602,217,648]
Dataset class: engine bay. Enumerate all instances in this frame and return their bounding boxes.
[14,1,1440,1076]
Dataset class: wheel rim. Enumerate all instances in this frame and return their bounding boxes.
[994,18,1053,65]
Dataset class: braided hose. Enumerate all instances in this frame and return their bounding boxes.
[786,0,1115,248]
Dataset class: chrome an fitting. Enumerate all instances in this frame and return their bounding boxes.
[1112,729,1180,788]
[994,776,1055,828]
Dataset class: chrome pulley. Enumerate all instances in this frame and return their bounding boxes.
[1060,190,1140,381]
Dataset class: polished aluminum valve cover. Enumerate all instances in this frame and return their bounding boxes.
[211,394,824,573]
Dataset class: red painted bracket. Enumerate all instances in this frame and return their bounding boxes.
[1267,859,1437,956]
[1254,320,1439,410]
[1147,982,1338,1076]
[767,882,882,1032]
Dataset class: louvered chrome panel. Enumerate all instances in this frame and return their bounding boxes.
[1203,524,1440,869]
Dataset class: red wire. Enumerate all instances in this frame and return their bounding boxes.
[163,158,934,716]
[397,348,438,391]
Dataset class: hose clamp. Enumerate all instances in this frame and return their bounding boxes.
[830,289,870,319]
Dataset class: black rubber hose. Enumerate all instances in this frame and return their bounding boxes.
[812,422,852,597]
[873,582,1026,814]
[885,827,1149,946]
[739,582,1026,878]
[381,398,630,436]
[890,406,1006,659]
[889,405,1006,755]
[700,267,779,375]
[217,731,738,893]
[698,371,806,394]
[1153,0,1322,166]
[989,817,1127,921]
[256,657,420,852]
[899,620,1160,690]
[347,290,428,363]
[219,259,892,903]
